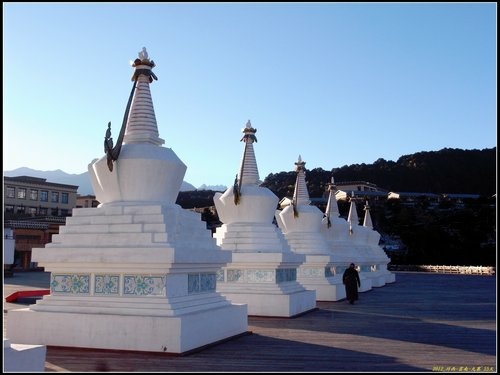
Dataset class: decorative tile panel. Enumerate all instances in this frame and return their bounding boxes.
[227,269,244,282]
[216,269,224,282]
[300,267,324,278]
[325,267,334,277]
[188,273,216,294]
[360,265,371,273]
[246,269,274,283]
[276,268,297,283]
[188,274,200,293]
[225,268,297,284]
[94,274,120,295]
[336,266,347,275]
[51,274,90,294]
[200,273,216,292]
[123,275,165,296]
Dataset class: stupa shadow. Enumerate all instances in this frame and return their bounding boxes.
[248,272,496,358]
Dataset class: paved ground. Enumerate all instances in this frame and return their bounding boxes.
[3,271,497,372]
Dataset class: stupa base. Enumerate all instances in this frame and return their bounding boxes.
[297,280,346,301]
[358,275,373,292]
[385,272,397,283]
[219,286,316,317]
[369,273,388,287]
[7,304,247,354]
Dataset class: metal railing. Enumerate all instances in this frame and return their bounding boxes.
[388,264,495,275]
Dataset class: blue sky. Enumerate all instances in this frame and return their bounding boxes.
[3,3,497,189]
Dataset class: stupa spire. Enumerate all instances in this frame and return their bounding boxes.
[123,47,164,146]
[325,177,340,218]
[238,120,259,186]
[363,200,373,228]
[293,155,310,206]
[347,192,359,234]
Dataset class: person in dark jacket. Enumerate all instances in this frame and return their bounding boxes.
[343,263,361,304]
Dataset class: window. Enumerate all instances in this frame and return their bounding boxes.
[51,192,59,203]
[6,187,15,198]
[61,192,69,204]
[30,189,38,200]
[28,207,37,215]
[39,207,48,215]
[17,188,27,199]
[5,205,14,213]
[60,209,69,216]
[51,207,58,216]
[40,191,48,202]
[17,206,26,214]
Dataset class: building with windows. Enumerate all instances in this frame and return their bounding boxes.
[76,194,99,208]
[3,176,79,270]
[335,190,389,202]
[335,181,385,193]
[4,176,78,217]
[387,191,441,208]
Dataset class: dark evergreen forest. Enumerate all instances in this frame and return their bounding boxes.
[260,147,496,198]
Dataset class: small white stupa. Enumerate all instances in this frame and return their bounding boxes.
[359,201,396,285]
[345,195,373,292]
[6,48,247,354]
[213,121,316,317]
[319,178,357,300]
[275,156,341,301]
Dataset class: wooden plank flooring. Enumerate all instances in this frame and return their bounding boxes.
[4,272,497,372]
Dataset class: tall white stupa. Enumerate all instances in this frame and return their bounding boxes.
[275,156,341,301]
[213,122,316,317]
[7,48,248,354]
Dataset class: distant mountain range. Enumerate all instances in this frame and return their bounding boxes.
[3,167,226,195]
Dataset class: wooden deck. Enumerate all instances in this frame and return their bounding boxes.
[4,272,497,372]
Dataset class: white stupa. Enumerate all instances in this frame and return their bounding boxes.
[6,48,248,354]
[359,201,396,285]
[213,122,316,317]
[275,156,341,301]
[320,178,359,299]
[345,196,373,292]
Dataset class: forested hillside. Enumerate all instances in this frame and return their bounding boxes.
[261,147,496,199]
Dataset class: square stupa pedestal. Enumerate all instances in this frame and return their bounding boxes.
[6,204,248,354]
